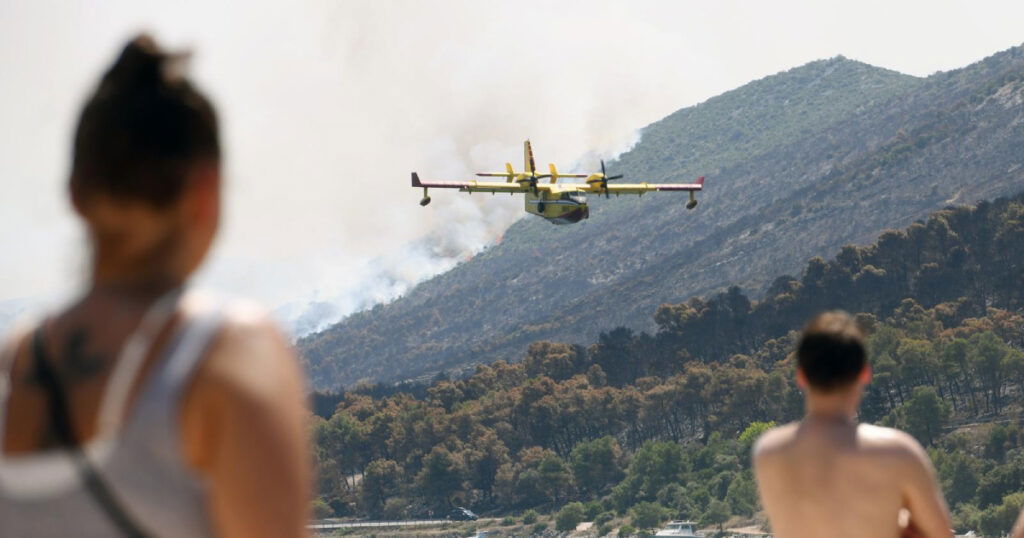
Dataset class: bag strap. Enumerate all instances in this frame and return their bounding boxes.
[31,327,151,538]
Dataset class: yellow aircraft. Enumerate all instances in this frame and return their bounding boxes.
[412,140,704,224]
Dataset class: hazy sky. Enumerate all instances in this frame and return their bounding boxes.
[2,0,1022,332]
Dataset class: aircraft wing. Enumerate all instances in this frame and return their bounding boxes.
[412,172,526,193]
[544,184,589,194]
[602,176,704,195]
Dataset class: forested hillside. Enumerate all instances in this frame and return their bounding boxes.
[301,44,1024,390]
[312,193,1024,535]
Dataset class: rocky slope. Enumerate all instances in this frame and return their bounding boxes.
[300,45,1024,390]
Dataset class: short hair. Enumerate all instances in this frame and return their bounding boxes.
[71,34,220,208]
[796,311,867,391]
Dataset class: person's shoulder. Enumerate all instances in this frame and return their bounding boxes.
[856,424,920,447]
[0,314,46,378]
[752,421,800,460]
[189,293,301,401]
[857,423,929,460]
[1,317,35,355]
[183,291,288,356]
[218,296,285,341]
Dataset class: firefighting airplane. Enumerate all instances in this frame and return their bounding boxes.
[411,140,705,225]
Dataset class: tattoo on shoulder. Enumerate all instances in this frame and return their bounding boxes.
[23,327,110,386]
[19,327,112,450]
[63,329,109,381]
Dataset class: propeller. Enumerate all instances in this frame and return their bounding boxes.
[525,174,539,193]
[525,173,552,192]
[600,160,623,198]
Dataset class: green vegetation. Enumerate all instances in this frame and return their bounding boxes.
[312,194,1024,535]
[700,499,730,530]
[301,45,1024,391]
[555,501,585,531]
[630,501,673,530]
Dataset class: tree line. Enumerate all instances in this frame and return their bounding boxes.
[311,193,1024,534]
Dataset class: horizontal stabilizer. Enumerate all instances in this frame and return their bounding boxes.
[657,176,705,191]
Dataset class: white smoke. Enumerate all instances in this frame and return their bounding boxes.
[178,1,702,336]
[272,132,641,337]
[7,1,1022,338]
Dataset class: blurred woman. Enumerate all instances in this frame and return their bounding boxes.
[0,35,310,537]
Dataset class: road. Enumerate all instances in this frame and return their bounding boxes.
[309,519,455,530]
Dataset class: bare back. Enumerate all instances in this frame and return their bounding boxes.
[754,421,952,538]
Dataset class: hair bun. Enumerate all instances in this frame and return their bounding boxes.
[73,33,218,208]
[105,33,189,90]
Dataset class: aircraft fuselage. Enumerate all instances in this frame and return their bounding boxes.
[524,190,589,225]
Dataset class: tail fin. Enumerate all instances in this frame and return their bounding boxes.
[524,140,536,174]
[506,162,515,182]
[696,176,705,187]
[412,172,423,187]
[546,164,587,182]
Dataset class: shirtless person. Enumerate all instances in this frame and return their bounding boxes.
[753,311,952,538]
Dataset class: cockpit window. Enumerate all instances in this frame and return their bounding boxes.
[560,193,586,203]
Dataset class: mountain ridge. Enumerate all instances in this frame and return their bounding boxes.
[300,45,1024,390]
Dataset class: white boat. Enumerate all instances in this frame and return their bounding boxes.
[655,520,703,537]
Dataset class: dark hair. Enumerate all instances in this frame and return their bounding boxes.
[71,34,219,208]
[796,311,867,391]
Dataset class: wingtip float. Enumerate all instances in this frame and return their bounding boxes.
[411,140,705,225]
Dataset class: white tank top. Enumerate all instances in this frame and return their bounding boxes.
[0,290,225,538]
